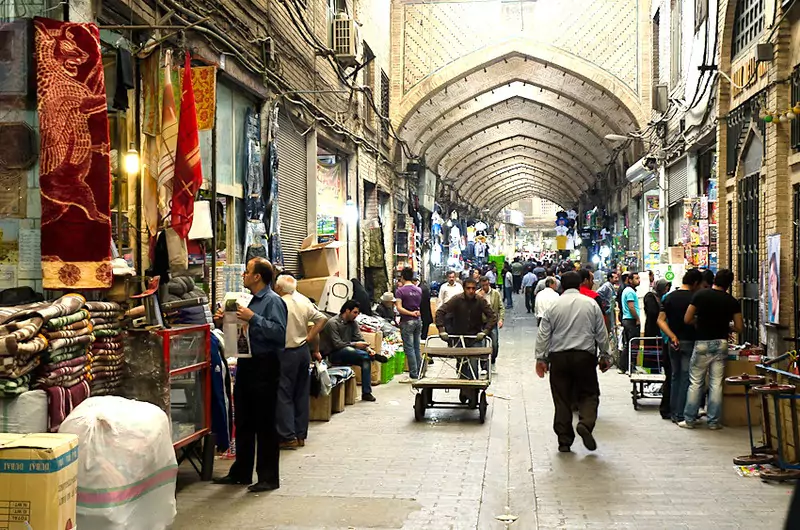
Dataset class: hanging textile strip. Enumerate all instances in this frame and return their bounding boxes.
[34,18,112,289]
[145,65,217,135]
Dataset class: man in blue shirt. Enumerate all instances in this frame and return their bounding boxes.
[619,272,641,374]
[213,258,288,493]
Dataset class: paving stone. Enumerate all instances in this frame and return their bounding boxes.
[172,296,793,529]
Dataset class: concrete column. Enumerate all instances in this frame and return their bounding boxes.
[306,128,318,236]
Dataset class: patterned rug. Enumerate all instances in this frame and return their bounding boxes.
[34,17,112,289]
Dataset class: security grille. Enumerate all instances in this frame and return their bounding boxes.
[380,70,390,141]
[738,172,760,344]
[731,0,765,58]
[276,112,308,275]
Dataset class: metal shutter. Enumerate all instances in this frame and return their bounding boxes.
[628,199,640,251]
[276,112,307,274]
[667,158,688,205]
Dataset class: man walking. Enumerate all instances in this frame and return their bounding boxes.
[619,272,641,374]
[503,266,514,309]
[658,268,702,423]
[511,258,524,294]
[274,274,327,449]
[521,266,537,313]
[535,277,560,326]
[396,267,423,380]
[213,258,287,492]
[438,270,463,306]
[478,276,504,371]
[320,300,389,402]
[680,269,743,429]
[596,271,619,330]
[535,271,611,453]
[485,264,497,290]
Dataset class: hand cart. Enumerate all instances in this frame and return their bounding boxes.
[628,336,666,410]
[412,335,492,423]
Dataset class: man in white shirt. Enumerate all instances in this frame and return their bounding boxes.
[521,267,537,313]
[274,274,328,450]
[438,270,464,305]
[535,277,560,326]
[485,266,497,289]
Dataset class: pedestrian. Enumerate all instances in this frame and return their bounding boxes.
[535,268,561,296]
[535,277,560,326]
[616,272,629,325]
[213,258,287,492]
[658,268,703,423]
[644,280,670,338]
[578,268,601,308]
[478,276,504,372]
[596,271,619,330]
[485,264,497,290]
[419,280,433,339]
[680,269,743,429]
[535,271,611,453]
[521,267,537,313]
[503,265,514,309]
[320,300,390,402]
[511,258,524,294]
[438,270,464,305]
[435,277,497,402]
[619,272,641,374]
[395,267,423,380]
[375,292,397,323]
[273,274,327,450]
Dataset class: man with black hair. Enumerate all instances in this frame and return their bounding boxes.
[658,268,703,423]
[535,271,611,453]
[578,268,601,308]
[619,272,641,374]
[396,267,423,380]
[320,300,389,402]
[596,271,619,330]
[680,269,743,429]
[213,258,287,492]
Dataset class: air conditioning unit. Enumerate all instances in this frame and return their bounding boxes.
[332,14,357,67]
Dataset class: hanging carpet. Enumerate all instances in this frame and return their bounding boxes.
[34,17,112,289]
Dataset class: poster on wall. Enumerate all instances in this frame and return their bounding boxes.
[316,159,343,216]
[767,234,780,324]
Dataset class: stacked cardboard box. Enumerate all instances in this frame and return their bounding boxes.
[296,235,353,314]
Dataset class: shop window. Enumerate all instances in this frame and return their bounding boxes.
[731,0,765,59]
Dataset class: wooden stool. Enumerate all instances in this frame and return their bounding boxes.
[331,383,345,413]
[725,374,771,465]
[344,377,357,405]
[754,382,800,482]
[309,392,332,422]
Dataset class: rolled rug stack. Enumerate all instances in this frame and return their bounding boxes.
[86,301,125,396]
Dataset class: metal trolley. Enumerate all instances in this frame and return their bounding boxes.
[413,335,493,423]
[628,336,667,410]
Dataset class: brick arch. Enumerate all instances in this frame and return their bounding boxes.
[469,170,579,204]
[455,153,577,191]
[396,37,647,136]
[462,165,581,204]
[481,183,573,215]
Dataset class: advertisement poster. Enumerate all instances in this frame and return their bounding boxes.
[316,159,343,216]
[767,234,780,324]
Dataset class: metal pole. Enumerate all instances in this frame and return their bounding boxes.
[134,58,143,280]
[211,120,218,312]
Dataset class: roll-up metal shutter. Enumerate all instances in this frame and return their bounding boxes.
[276,111,307,274]
[628,198,640,251]
[667,157,688,205]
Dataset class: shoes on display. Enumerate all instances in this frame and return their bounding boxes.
[576,423,597,451]
[362,393,377,402]
[212,475,249,485]
[247,482,279,493]
[280,439,300,450]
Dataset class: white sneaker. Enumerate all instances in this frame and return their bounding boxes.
[677,421,696,429]
[398,375,415,384]
[480,369,488,377]
[491,364,497,374]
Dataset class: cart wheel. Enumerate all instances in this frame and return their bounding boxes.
[414,393,425,422]
[479,391,488,424]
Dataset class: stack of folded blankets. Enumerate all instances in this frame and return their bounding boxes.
[36,295,94,431]
[86,301,125,396]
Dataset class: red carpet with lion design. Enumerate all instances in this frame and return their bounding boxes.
[35,17,112,289]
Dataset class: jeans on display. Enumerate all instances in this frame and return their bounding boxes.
[668,340,694,422]
[400,319,423,378]
[683,339,728,426]
[504,286,513,308]
[329,346,372,395]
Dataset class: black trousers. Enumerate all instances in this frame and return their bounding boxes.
[524,287,534,312]
[513,275,522,293]
[229,357,280,485]
[549,350,600,447]
[659,342,671,418]
[620,319,640,372]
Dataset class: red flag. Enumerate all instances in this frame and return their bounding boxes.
[172,52,203,238]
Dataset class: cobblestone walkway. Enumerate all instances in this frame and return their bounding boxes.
[172,297,794,529]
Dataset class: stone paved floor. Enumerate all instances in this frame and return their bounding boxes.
[172,296,794,529]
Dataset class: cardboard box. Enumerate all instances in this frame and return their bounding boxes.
[352,361,381,385]
[0,433,79,530]
[297,277,352,313]
[299,235,343,278]
[361,331,383,352]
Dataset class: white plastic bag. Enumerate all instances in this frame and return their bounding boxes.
[59,396,177,530]
[0,390,48,433]
[315,360,332,396]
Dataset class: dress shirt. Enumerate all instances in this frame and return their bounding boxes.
[281,291,326,349]
[535,277,561,295]
[596,281,616,314]
[247,286,288,358]
[319,314,365,354]
[485,270,496,284]
[438,282,463,305]
[535,287,560,318]
[521,272,537,289]
[535,289,609,361]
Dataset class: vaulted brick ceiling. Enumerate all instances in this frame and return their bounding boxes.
[397,52,641,214]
